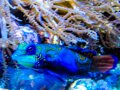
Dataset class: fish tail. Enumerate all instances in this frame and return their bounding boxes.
[111,55,118,69]
[92,55,118,73]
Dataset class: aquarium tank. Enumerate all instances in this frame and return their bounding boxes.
[0,0,120,90]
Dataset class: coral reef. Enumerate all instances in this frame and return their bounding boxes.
[0,0,120,48]
[0,0,120,90]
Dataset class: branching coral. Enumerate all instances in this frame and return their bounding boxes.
[0,0,18,49]
[5,0,118,48]
[0,0,120,49]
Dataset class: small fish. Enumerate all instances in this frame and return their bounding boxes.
[11,42,118,75]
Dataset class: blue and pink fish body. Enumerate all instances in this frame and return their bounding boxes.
[11,43,118,75]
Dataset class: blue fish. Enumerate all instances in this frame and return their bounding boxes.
[11,42,118,75]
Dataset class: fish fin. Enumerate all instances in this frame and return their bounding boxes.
[92,55,118,73]
[111,55,118,69]
[67,46,97,58]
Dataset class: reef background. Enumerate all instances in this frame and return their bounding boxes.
[0,0,120,90]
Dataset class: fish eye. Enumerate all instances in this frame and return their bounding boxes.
[26,44,36,55]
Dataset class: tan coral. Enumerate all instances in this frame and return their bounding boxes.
[1,0,120,48]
